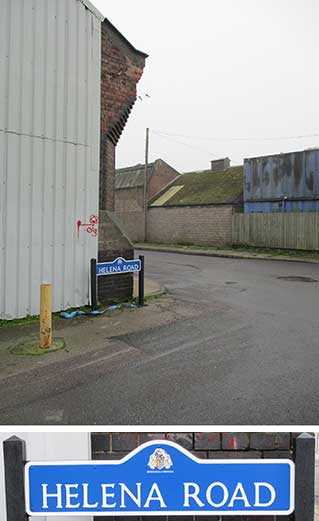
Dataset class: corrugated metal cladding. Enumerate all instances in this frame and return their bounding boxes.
[115,163,155,190]
[244,149,319,213]
[0,0,102,319]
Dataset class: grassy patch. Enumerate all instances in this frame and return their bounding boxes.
[0,300,140,328]
[0,314,39,328]
[131,290,166,307]
[137,242,319,260]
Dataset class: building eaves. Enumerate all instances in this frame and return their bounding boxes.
[79,0,105,21]
[103,16,149,58]
[245,147,319,161]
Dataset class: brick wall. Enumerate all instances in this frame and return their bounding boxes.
[147,206,235,247]
[100,21,146,143]
[113,160,179,243]
[91,432,299,521]
[149,159,180,200]
[115,187,144,212]
[98,211,133,304]
[98,21,146,302]
[100,138,116,212]
[115,211,145,243]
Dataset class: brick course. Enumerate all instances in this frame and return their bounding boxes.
[147,206,234,247]
[91,432,298,521]
[98,20,146,302]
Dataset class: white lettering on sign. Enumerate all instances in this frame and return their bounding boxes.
[120,483,142,508]
[183,483,205,507]
[83,483,98,509]
[39,481,277,510]
[42,484,63,509]
[101,484,116,508]
[144,483,167,508]
[254,483,276,507]
[228,482,250,507]
[206,482,229,508]
[65,484,80,509]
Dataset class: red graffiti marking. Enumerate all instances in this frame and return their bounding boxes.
[77,215,99,238]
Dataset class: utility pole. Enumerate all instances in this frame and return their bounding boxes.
[143,127,149,242]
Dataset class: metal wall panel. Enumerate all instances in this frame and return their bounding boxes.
[244,149,319,213]
[0,432,92,521]
[0,0,101,319]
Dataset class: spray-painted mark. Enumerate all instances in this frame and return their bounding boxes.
[77,214,99,238]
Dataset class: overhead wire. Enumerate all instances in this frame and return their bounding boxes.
[152,129,319,143]
[150,129,242,164]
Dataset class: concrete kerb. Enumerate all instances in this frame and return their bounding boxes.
[135,244,319,264]
[133,275,164,298]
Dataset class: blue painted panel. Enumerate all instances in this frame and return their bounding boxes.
[25,441,294,517]
[244,149,319,213]
[245,200,319,213]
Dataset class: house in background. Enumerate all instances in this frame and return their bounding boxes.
[98,18,148,303]
[148,158,243,247]
[244,148,319,213]
[114,159,179,242]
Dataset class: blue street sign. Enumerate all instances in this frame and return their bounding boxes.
[96,257,141,276]
[25,441,294,517]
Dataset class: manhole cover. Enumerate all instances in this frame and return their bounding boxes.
[225,281,238,285]
[277,276,318,283]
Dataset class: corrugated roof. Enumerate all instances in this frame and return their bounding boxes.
[115,163,155,189]
[150,166,243,206]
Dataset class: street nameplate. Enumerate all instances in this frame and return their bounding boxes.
[25,441,294,516]
[96,257,141,276]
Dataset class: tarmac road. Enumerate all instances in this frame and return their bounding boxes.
[1,250,319,424]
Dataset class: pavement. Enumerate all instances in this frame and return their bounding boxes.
[0,276,163,381]
[135,242,319,264]
[133,275,162,298]
[0,250,319,424]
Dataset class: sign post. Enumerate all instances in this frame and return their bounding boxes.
[295,432,315,521]
[138,254,145,307]
[3,436,28,521]
[90,258,98,310]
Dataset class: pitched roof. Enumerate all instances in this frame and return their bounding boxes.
[79,0,104,21]
[115,162,156,190]
[150,166,243,206]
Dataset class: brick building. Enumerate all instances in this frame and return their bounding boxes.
[148,159,243,247]
[98,18,148,303]
[115,159,180,242]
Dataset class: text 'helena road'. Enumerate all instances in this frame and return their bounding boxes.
[25,440,295,517]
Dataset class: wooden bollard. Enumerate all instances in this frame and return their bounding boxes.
[40,284,52,349]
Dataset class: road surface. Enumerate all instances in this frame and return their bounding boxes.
[0,250,319,424]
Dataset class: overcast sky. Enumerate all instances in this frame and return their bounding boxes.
[92,0,319,173]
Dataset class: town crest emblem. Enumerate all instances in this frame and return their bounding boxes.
[148,448,173,470]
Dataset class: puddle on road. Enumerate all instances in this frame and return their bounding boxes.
[277,276,318,283]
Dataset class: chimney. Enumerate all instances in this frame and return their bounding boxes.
[210,157,231,172]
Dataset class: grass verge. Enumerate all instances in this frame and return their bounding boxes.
[137,242,319,260]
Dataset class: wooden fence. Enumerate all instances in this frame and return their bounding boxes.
[232,212,319,251]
